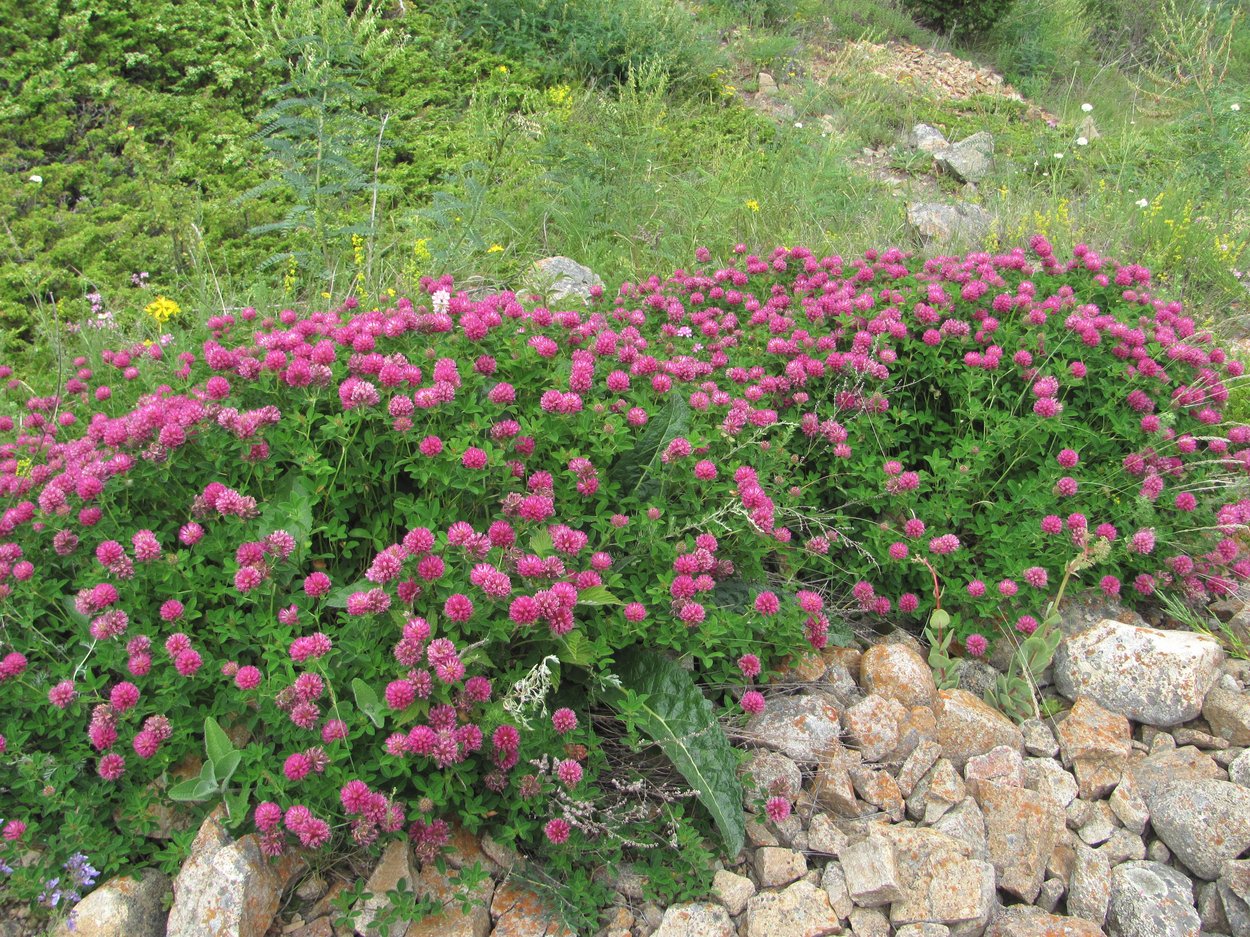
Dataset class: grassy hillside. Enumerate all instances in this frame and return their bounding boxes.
[1,0,1247,368]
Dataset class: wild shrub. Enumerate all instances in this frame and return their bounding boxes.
[1,242,1248,927]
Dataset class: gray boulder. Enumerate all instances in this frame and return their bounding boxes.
[1107,861,1201,937]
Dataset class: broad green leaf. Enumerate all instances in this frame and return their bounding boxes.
[529,528,554,557]
[204,717,234,764]
[559,630,594,667]
[575,585,621,607]
[599,646,745,857]
[611,393,689,503]
[928,609,951,633]
[213,751,242,785]
[168,778,211,802]
[352,678,384,727]
[327,578,371,609]
[224,782,252,828]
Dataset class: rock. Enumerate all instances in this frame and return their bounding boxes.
[757,71,778,95]
[843,695,906,762]
[1146,839,1170,863]
[742,750,805,807]
[1021,719,1060,758]
[526,256,603,305]
[820,863,853,920]
[860,644,938,710]
[1076,801,1120,847]
[849,906,890,937]
[984,906,1104,936]
[979,780,1064,902]
[893,705,941,764]
[745,880,842,937]
[814,762,864,817]
[1055,697,1133,799]
[287,918,333,937]
[909,123,950,154]
[937,690,1024,771]
[1024,757,1079,810]
[954,659,1000,700]
[1054,619,1225,725]
[1067,844,1111,927]
[849,764,905,822]
[754,847,807,888]
[898,739,944,798]
[1231,749,1250,787]
[653,902,733,937]
[1097,828,1146,866]
[1036,877,1066,913]
[1108,774,1150,835]
[480,833,522,872]
[932,798,989,861]
[1197,879,1231,934]
[406,865,493,937]
[746,693,843,765]
[964,746,1026,800]
[490,881,573,937]
[907,202,993,246]
[1216,745,1245,766]
[808,814,849,856]
[52,869,169,937]
[1147,779,1250,879]
[897,926,951,937]
[1125,744,1223,800]
[933,132,995,183]
[168,806,298,937]
[889,855,996,937]
[921,759,967,824]
[1077,113,1101,142]
[1172,725,1230,749]
[1107,860,1201,937]
[1205,688,1250,745]
[841,831,903,907]
[352,840,420,937]
[747,816,780,848]
[1220,859,1250,937]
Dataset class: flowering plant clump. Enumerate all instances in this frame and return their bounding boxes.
[0,241,1248,923]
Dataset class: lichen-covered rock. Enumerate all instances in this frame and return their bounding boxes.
[842,694,906,762]
[352,840,419,937]
[906,202,993,246]
[1067,844,1111,927]
[1146,778,1250,879]
[1107,860,1201,937]
[745,881,841,937]
[746,693,842,765]
[933,131,995,183]
[490,881,573,937]
[1054,697,1132,799]
[984,906,1104,936]
[653,902,734,937]
[936,690,1023,771]
[1054,619,1224,725]
[979,780,1064,902]
[755,847,808,889]
[741,749,804,807]
[860,644,938,710]
[168,806,299,937]
[405,865,493,937]
[52,869,169,937]
[525,256,603,304]
[1204,687,1250,745]
[711,870,755,917]
[841,831,903,907]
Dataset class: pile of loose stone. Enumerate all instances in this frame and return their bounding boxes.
[54,607,1250,937]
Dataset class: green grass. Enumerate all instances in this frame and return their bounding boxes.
[1,0,1247,379]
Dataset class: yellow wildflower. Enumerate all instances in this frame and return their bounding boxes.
[745,199,760,213]
[144,295,180,325]
[487,244,504,254]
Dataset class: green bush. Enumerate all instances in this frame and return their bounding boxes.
[900,0,1016,37]
[448,0,723,93]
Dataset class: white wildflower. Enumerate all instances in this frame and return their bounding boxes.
[1081,103,1093,112]
[1076,136,1088,146]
